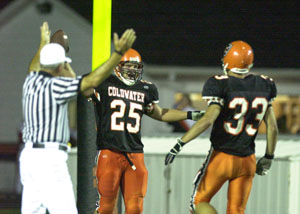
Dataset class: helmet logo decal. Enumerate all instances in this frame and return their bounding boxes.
[223,43,233,58]
[129,56,140,62]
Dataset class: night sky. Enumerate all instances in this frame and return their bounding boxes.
[3,0,300,68]
[64,1,300,68]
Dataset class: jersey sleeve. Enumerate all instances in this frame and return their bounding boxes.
[270,79,277,100]
[51,76,83,104]
[202,76,225,107]
[268,78,277,105]
[260,75,277,105]
[90,89,101,103]
[149,83,159,104]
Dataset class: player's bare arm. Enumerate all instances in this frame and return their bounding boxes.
[28,21,51,73]
[146,103,205,122]
[264,106,278,156]
[80,29,136,97]
[146,103,188,121]
[256,106,278,176]
[181,104,221,143]
[165,104,221,165]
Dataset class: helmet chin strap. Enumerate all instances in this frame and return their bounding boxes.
[223,63,228,75]
[230,68,250,74]
[223,63,253,75]
[114,69,136,86]
[119,74,136,86]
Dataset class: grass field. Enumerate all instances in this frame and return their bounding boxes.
[0,209,20,214]
[0,193,21,214]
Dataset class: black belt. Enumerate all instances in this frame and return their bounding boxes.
[122,153,136,171]
[31,143,68,152]
[105,148,137,171]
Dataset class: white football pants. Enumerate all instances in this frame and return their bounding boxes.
[19,147,77,214]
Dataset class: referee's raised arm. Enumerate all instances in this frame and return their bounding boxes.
[28,22,51,73]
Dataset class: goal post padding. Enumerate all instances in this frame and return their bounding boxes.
[77,0,112,213]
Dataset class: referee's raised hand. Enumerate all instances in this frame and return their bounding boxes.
[113,29,136,55]
[40,21,51,46]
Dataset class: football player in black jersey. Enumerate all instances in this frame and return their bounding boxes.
[165,41,278,214]
[91,48,204,214]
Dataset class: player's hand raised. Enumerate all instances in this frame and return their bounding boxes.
[113,29,136,55]
[256,155,273,176]
[165,138,185,165]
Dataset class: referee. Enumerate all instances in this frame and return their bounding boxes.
[19,22,136,214]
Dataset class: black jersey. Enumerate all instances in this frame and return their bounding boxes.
[202,74,277,156]
[92,75,159,153]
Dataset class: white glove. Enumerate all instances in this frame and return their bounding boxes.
[188,111,206,121]
[256,155,273,176]
[165,138,185,165]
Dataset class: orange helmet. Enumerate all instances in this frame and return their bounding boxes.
[222,41,254,74]
[115,48,143,86]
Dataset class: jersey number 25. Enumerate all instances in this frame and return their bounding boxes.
[110,99,142,133]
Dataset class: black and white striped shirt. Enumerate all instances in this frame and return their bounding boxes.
[22,71,82,145]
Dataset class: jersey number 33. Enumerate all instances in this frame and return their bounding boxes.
[224,97,268,136]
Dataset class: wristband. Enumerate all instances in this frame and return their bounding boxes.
[187,111,192,120]
[114,50,123,56]
[264,153,274,159]
[177,138,186,147]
